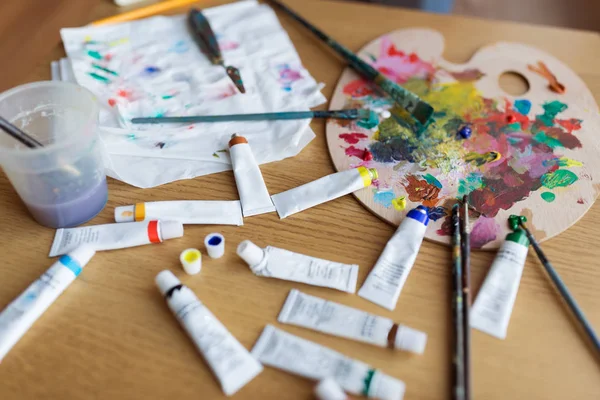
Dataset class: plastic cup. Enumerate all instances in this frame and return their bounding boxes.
[0,81,108,228]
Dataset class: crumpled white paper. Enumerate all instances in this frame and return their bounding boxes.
[59,0,325,188]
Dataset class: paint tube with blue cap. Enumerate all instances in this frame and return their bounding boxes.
[358,206,430,310]
[0,245,96,361]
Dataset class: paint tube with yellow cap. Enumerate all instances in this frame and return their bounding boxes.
[270,167,378,219]
[114,200,243,226]
[229,134,276,217]
[237,240,358,293]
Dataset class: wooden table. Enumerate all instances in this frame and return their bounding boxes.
[1,1,600,399]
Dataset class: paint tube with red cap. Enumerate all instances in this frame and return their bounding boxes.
[48,220,184,256]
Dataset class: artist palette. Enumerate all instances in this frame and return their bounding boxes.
[326,29,600,249]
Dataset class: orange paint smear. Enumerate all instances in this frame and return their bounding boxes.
[527,61,565,94]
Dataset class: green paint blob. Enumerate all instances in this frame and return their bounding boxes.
[92,64,118,76]
[162,94,175,100]
[533,132,563,149]
[541,169,578,189]
[87,72,110,83]
[541,192,556,202]
[536,100,567,127]
[357,110,379,129]
[458,172,483,196]
[423,173,442,188]
[87,50,103,60]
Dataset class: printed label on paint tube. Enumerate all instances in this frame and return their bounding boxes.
[237,241,358,293]
[278,289,427,354]
[0,246,95,361]
[229,137,275,217]
[114,200,243,226]
[252,325,406,400]
[271,167,377,219]
[49,220,183,256]
[471,240,529,339]
[157,272,262,396]
[358,213,428,311]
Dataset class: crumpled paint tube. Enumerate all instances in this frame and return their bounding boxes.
[471,229,530,339]
[229,134,276,217]
[252,325,406,400]
[114,200,243,226]
[358,206,429,310]
[237,240,358,293]
[278,289,427,354]
[156,270,263,396]
[270,166,378,219]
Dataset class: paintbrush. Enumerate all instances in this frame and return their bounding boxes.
[131,108,374,124]
[509,215,600,355]
[461,195,472,400]
[451,203,466,400]
[188,8,245,94]
[269,0,434,133]
[0,116,44,148]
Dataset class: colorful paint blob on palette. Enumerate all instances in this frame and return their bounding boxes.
[335,35,589,248]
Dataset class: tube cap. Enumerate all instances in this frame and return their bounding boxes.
[160,221,184,240]
[228,133,248,147]
[180,248,202,275]
[394,325,427,354]
[368,168,378,181]
[406,205,430,226]
[236,240,265,268]
[155,270,181,296]
[68,245,96,267]
[114,205,135,222]
[205,233,225,259]
[314,378,347,400]
[369,371,406,400]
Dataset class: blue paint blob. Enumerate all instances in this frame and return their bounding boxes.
[144,66,161,74]
[208,236,222,246]
[373,190,395,208]
[514,99,531,115]
[458,125,472,139]
[427,206,448,221]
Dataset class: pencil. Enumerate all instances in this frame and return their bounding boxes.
[92,0,200,26]
[461,195,472,400]
[269,0,434,133]
[451,203,466,400]
[510,215,600,355]
[131,109,373,124]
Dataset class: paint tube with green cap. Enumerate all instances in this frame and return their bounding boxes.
[471,228,530,339]
[252,325,406,400]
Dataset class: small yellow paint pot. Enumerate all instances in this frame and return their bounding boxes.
[180,248,202,275]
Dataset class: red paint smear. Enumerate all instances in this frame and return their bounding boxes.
[541,126,582,149]
[345,146,372,161]
[557,118,582,133]
[187,125,194,130]
[343,79,375,98]
[104,53,113,61]
[387,44,405,57]
[408,53,419,63]
[117,89,130,98]
[577,198,585,204]
[339,133,368,144]
[107,98,116,107]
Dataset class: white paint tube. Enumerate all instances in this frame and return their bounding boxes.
[229,134,276,217]
[237,240,358,293]
[358,206,430,310]
[0,245,96,361]
[252,325,406,400]
[315,378,348,400]
[471,230,530,339]
[271,167,378,219]
[49,220,184,256]
[155,270,263,396]
[114,200,243,226]
[278,289,427,354]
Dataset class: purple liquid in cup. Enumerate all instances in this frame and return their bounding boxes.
[23,177,108,228]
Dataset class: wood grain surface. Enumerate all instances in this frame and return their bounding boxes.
[1,1,600,399]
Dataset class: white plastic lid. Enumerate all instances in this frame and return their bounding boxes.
[236,240,264,267]
[394,325,427,354]
[155,270,181,296]
[180,248,202,275]
[315,378,347,400]
[368,371,406,400]
[114,205,135,222]
[68,244,96,267]
[204,233,225,259]
[160,221,184,240]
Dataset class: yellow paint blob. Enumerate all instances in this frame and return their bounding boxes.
[392,196,407,211]
[423,82,485,118]
[183,250,200,263]
[559,157,583,167]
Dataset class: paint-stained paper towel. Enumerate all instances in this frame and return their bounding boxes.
[60,0,325,188]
